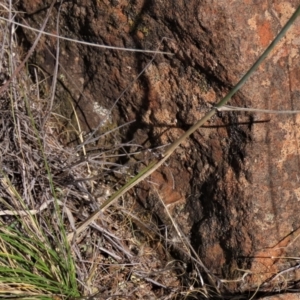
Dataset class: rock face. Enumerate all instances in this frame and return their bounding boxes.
[17,0,300,295]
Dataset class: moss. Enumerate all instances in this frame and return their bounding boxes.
[137,25,149,36]
[123,2,151,36]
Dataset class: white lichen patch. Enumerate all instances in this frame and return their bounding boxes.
[93,102,111,124]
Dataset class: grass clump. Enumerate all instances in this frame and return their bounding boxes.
[0,224,78,299]
[0,2,79,299]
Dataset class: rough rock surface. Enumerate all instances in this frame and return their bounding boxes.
[17,0,300,296]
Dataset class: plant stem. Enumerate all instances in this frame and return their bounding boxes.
[217,105,300,114]
[68,5,300,242]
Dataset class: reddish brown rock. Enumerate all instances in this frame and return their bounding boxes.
[258,294,300,300]
[17,0,300,296]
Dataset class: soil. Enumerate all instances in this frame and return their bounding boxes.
[16,0,300,298]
